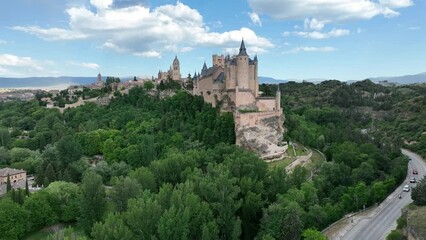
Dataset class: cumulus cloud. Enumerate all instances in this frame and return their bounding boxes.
[379,0,413,8]
[249,12,262,26]
[70,61,100,70]
[283,46,336,54]
[286,28,350,39]
[13,1,273,57]
[248,0,411,21]
[0,54,57,77]
[304,18,328,31]
[90,0,113,10]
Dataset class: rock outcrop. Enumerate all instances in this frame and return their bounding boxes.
[235,113,287,159]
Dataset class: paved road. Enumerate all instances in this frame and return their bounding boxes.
[342,149,426,240]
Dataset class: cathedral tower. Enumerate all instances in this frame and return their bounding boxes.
[172,56,181,80]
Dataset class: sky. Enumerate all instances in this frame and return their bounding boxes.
[0,0,425,81]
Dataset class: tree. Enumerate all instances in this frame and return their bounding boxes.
[92,213,134,240]
[45,181,81,222]
[6,173,11,192]
[129,166,157,192]
[110,177,141,212]
[0,199,30,239]
[79,172,106,234]
[302,229,327,240]
[412,177,426,206]
[55,135,83,166]
[124,196,163,239]
[144,81,155,91]
[44,163,56,186]
[23,191,58,231]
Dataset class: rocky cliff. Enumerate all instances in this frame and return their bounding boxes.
[235,113,287,159]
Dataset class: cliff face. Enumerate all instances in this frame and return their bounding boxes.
[235,113,287,159]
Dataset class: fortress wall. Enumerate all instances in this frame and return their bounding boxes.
[235,91,256,107]
[256,98,276,112]
[234,111,280,128]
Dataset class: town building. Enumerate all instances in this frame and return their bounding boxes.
[0,168,26,184]
[193,40,287,159]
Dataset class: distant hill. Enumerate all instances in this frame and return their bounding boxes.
[0,76,98,90]
[368,72,426,85]
[259,76,287,84]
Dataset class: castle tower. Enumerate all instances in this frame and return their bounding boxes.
[172,56,181,80]
[212,54,225,67]
[96,73,104,87]
[236,40,249,89]
[276,84,281,112]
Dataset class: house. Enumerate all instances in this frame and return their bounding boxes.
[0,168,26,184]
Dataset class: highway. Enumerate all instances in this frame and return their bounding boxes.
[342,149,426,240]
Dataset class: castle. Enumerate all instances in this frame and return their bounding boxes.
[157,56,181,81]
[193,40,287,159]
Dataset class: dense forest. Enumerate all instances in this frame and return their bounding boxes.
[0,80,424,240]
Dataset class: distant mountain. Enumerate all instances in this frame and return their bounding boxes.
[367,72,426,85]
[0,76,100,90]
[259,76,287,84]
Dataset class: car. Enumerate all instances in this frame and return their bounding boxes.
[413,169,418,175]
[403,185,410,192]
[410,177,416,183]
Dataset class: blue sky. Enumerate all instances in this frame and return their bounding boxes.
[0,0,425,80]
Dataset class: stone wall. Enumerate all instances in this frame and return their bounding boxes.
[256,98,276,112]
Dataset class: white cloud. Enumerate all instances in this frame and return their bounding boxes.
[0,39,6,45]
[285,29,350,39]
[248,0,410,22]
[249,12,262,26]
[0,54,43,70]
[379,0,413,8]
[304,18,328,30]
[0,54,57,77]
[283,46,336,54]
[90,0,113,10]
[133,51,161,58]
[70,61,100,69]
[13,1,273,57]
[12,26,87,41]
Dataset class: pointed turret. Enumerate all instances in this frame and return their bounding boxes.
[254,54,258,62]
[201,62,208,75]
[173,55,179,64]
[238,39,248,56]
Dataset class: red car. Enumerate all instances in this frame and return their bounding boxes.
[413,169,418,175]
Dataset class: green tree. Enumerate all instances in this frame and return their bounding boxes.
[23,190,58,231]
[44,163,56,186]
[78,172,106,234]
[124,196,162,239]
[92,213,134,240]
[45,181,81,222]
[412,177,426,206]
[6,173,11,192]
[0,199,30,240]
[110,177,141,212]
[55,135,83,166]
[302,228,327,240]
[144,81,155,91]
[129,166,157,192]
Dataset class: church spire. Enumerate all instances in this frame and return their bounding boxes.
[238,39,248,56]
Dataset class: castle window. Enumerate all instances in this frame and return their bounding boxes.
[207,91,211,95]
